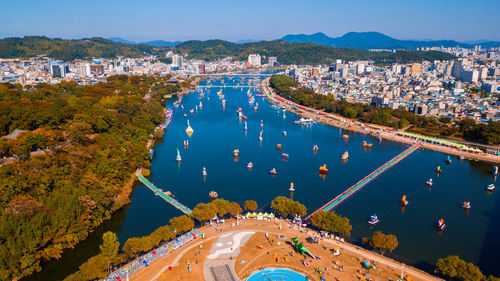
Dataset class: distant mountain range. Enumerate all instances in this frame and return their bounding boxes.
[280,32,500,50]
[108,37,181,47]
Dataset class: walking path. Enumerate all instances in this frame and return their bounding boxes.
[137,175,192,215]
[261,78,500,164]
[305,143,421,220]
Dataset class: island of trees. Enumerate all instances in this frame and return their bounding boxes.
[270,74,500,145]
[0,75,191,281]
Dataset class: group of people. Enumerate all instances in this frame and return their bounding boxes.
[105,229,204,281]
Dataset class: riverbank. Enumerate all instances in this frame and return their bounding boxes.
[261,78,500,164]
[127,218,442,281]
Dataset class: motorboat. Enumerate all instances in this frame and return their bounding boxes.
[341,151,349,160]
[319,164,328,174]
[269,168,278,175]
[368,214,379,225]
[281,153,289,160]
[486,184,496,191]
[436,219,446,231]
[247,162,254,169]
[445,155,452,164]
[462,201,471,209]
[175,148,182,162]
[436,166,443,174]
[313,145,319,152]
[276,144,282,150]
[202,167,207,177]
[426,178,433,187]
[400,195,409,207]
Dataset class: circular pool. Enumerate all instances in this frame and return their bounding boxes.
[246,268,309,281]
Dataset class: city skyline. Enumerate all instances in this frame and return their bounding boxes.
[1,0,500,42]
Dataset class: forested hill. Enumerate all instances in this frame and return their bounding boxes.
[0,75,189,280]
[0,36,167,61]
[176,40,456,64]
[0,36,455,64]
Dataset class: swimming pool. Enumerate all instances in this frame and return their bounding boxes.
[246,268,309,281]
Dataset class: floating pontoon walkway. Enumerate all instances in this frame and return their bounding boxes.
[196,85,254,88]
[304,143,421,221]
[137,174,192,215]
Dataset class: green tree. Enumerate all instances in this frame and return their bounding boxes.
[270,196,307,218]
[243,200,258,211]
[435,256,484,281]
[99,231,120,272]
[362,231,398,255]
[310,211,352,237]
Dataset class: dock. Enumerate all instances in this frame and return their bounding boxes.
[137,174,192,215]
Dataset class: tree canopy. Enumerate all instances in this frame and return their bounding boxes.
[310,211,352,237]
[362,231,398,255]
[270,196,307,218]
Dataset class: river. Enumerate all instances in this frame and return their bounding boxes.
[25,76,500,280]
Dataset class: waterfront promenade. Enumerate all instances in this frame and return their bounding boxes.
[261,78,500,164]
[124,218,442,281]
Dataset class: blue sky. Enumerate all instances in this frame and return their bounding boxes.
[1,0,499,42]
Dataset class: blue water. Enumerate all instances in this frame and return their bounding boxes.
[247,268,308,281]
[26,77,500,280]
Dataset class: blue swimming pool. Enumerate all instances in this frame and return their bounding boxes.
[246,268,309,281]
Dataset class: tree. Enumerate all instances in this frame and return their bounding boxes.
[211,199,231,217]
[169,215,194,234]
[190,202,217,222]
[228,202,242,216]
[270,196,307,218]
[362,231,398,255]
[243,200,258,211]
[435,256,484,281]
[310,211,352,237]
[99,232,119,273]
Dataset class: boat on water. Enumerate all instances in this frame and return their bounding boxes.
[362,141,373,148]
[175,148,182,162]
[426,178,433,187]
[294,117,314,125]
[183,113,187,118]
[368,214,379,225]
[283,131,287,137]
[445,155,452,164]
[233,149,239,157]
[189,109,194,114]
[313,145,319,151]
[319,164,328,174]
[341,151,349,160]
[493,166,499,176]
[276,144,282,150]
[289,182,295,192]
[281,153,289,160]
[282,110,286,119]
[436,219,446,231]
[209,191,218,200]
[247,162,254,169]
[342,134,349,140]
[260,120,264,128]
[462,201,471,209]
[248,96,255,104]
[486,184,496,191]
[202,167,207,177]
[183,140,189,146]
[400,195,409,206]
[436,166,443,174]
[244,121,248,131]
[269,168,278,175]
[258,131,263,141]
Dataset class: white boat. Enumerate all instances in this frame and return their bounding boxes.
[258,130,263,141]
[247,162,254,169]
[202,167,207,177]
[486,184,496,191]
[436,219,446,231]
[294,117,314,125]
[368,214,379,225]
